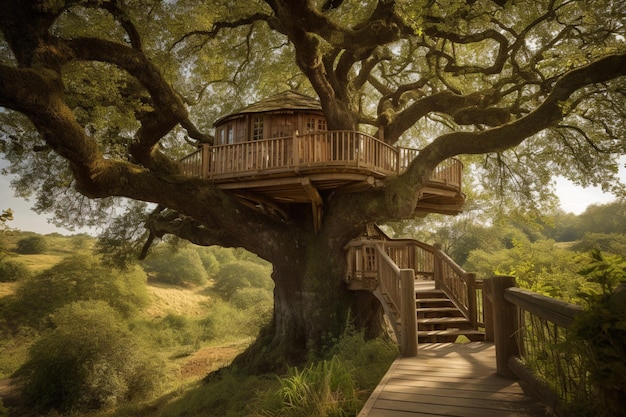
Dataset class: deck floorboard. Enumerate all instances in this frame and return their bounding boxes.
[358,342,550,417]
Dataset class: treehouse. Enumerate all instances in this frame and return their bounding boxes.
[179,91,465,230]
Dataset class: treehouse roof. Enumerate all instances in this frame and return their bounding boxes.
[214,90,323,126]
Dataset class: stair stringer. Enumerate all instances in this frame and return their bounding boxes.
[371,286,402,345]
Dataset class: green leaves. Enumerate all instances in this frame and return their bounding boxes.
[577,249,626,297]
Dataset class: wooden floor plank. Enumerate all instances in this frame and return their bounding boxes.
[358,342,550,417]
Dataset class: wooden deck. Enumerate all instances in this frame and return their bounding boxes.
[179,131,466,220]
[359,342,550,417]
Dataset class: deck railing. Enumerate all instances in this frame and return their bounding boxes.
[179,131,462,188]
[484,276,586,416]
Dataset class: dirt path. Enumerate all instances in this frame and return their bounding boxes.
[177,342,248,380]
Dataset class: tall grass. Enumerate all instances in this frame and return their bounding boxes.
[260,356,358,417]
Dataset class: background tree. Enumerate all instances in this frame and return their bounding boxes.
[1,0,626,370]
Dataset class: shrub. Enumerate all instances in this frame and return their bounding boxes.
[142,247,208,286]
[0,258,31,282]
[15,236,48,254]
[195,247,220,276]
[14,254,149,325]
[15,300,163,412]
[0,399,7,417]
[213,260,273,300]
[566,250,626,416]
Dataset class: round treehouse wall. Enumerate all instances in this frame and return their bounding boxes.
[214,90,327,144]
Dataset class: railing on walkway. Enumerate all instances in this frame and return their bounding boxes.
[179,131,463,188]
[344,237,484,354]
[372,244,417,357]
[483,276,586,416]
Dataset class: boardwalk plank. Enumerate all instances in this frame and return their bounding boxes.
[358,342,550,417]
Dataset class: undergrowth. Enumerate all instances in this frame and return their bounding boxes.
[122,330,398,417]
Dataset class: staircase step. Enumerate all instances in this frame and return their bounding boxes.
[417,329,485,337]
[417,317,469,324]
[416,307,459,314]
[415,298,450,303]
[414,290,445,297]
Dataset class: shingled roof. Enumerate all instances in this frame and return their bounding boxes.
[214,90,322,125]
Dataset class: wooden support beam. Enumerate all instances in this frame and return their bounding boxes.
[230,190,290,222]
[301,177,323,232]
[400,268,418,357]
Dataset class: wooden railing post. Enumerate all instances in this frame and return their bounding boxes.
[466,272,477,328]
[488,275,519,379]
[201,144,211,179]
[292,131,299,169]
[433,243,442,289]
[400,269,417,357]
[483,278,494,342]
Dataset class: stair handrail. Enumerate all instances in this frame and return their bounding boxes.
[433,244,481,328]
[373,243,417,356]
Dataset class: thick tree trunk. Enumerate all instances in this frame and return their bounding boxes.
[231,225,385,373]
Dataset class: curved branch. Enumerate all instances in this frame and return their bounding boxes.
[424,27,510,75]
[172,13,277,49]
[418,52,626,164]
[66,37,213,167]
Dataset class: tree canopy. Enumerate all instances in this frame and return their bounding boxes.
[1,0,626,366]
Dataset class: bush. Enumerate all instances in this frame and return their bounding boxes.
[0,258,31,282]
[15,235,48,254]
[15,300,163,412]
[143,247,208,286]
[566,250,626,416]
[213,260,273,300]
[0,398,7,417]
[14,254,149,325]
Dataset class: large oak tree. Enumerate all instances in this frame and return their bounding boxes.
[1,0,625,370]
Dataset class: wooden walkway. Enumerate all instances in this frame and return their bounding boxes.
[358,342,550,417]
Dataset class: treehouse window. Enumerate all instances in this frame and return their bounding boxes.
[253,117,264,140]
[306,117,326,132]
[226,125,233,144]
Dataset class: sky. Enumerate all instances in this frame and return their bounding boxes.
[1,169,622,236]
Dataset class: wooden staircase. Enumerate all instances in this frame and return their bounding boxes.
[345,226,485,355]
[415,282,484,343]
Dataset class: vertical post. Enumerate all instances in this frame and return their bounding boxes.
[292,131,299,170]
[400,269,417,357]
[201,144,211,179]
[483,278,494,342]
[490,275,519,379]
[466,272,477,328]
[433,243,442,289]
